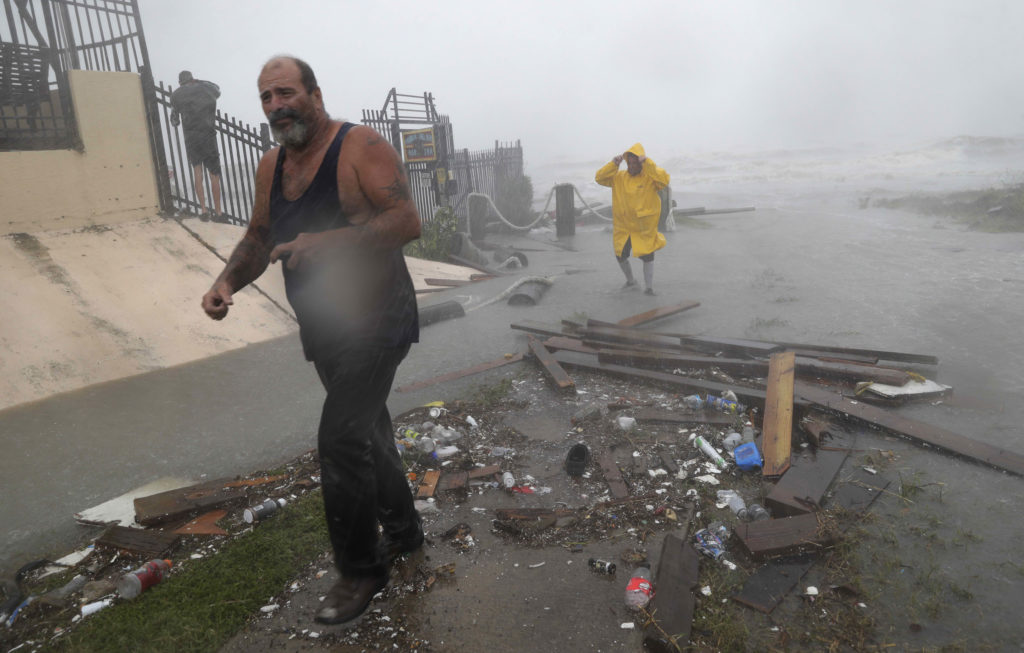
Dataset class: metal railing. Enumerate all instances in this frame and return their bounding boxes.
[148,79,271,225]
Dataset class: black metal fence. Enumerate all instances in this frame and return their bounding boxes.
[148,79,271,225]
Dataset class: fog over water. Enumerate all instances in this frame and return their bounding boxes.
[138,0,1024,165]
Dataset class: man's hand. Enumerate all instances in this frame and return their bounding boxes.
[201,281,234,320]
[270,231,336,270]
[613,154,624,165]
[638,155,647,164]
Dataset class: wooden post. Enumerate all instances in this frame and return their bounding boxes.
[555,183,575,237]
[762,351,795,477]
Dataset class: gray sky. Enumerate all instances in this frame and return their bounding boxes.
[139,0,1024,165]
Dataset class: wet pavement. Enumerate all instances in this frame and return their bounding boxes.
[4,152,1024,650]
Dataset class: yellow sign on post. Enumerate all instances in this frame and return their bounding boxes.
[401,128,437,162]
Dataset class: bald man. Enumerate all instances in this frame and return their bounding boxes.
[201,56,423,626]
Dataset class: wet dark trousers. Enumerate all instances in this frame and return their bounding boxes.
[314,343,416,578]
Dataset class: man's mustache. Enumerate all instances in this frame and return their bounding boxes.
[268,107,301,124]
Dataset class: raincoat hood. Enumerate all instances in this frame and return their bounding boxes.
[626,143,646,158]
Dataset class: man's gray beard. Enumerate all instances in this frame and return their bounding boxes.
[272,119,310,148]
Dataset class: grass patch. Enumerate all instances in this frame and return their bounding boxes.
[472,377,514,408]
[43,491,329,653]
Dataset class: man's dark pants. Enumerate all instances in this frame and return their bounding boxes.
[313,343,417,579]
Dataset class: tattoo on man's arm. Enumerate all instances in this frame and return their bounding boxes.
[383,177,410,202]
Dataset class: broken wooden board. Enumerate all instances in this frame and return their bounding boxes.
[416,470,441,498]
[644,533,700,652]
[133,478,248,527]
[394,352,524,393]
[510,319,571,339]
[830,466,892,514]
[734,512,835,559]
[597,450,630,499]
[96,525,179,557]
[424,277,471,287]
[467,464,501,480]
[765,446,849,517]
[732,554,816,613]
[74,477,195,527]
[541,335,599,355]
[527,336,575,390]
[634,408,736,427]
[798,414,835,448]
[581,323,684,351]
[223,475,288,488]
[675,334,784,358]
[437,471,469,492]
[174,510,229,536]
[795,382,1024,476]
[553,350,773,409]
[762,351,796,477]
[770,340,938,366]
[864,378,952,401]
[617,301,701,328]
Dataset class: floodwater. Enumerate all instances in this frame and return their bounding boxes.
[4,134,1024,650]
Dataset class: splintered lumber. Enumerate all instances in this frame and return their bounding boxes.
[769,340,938,366]
[174,510,229,536]
[553,349,772,409]
[634,408,736,427]
[765,446,849,517]
[394,352,524,393]
[96,525,179,556]
[597,450,629,499]
[762,352,796,477]
[527,336,575,390]
[643,533,700,652]
[468,464,501,480]
[582,323,683,351]
[734,512,835,559]
[676,335,784,358]
[510,319,570,339]
[617,301,701,328]
[732,554,816,613]
[795,382,1024,476]
[417,470,441,498]
[133,478,248,527]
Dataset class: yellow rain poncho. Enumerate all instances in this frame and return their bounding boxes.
[594,143,670,258]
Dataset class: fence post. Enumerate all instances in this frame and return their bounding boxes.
[259,123,272,152]
[555,183,575,237]
[139,65,173,215]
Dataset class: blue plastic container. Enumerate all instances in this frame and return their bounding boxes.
[733,442,763,471]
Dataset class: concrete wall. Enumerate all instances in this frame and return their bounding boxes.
[0,70,160,235]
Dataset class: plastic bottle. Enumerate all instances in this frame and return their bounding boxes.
[683,394,704,411]
[741,421,755,444]
[116,559,172,599]
[588,558,616,575]
[726,494,748,520]
[502,471,516,488]
[244,498,287,523]
[706,395,744,414]
[624,567,653,609]
[694,436,727,470]
[747,503,770,521]
[722,432,742,452]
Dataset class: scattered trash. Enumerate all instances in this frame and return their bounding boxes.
[116,559,173,599]
[80,599,112,618]
[243,498,287,524]
[733,442,763,471]
[695,436,727,470]
[565,443,590,476]
[588,558,616,575]
[616,415,637,431]
[624,566,654,610]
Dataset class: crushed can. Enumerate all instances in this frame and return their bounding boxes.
[693,528,726,560]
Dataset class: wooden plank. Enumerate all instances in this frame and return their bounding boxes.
[831,467,892,514]
[96,525,179,556]
[174,509,229,536]
[509,319,569,339]
[437,471,469,492]
[527,337,575,390]
[795,382,1024,476]
[765,446,849,517]
[734,512,834,559]
[424,277,470,287]
[394,352,524,393]
[597,450,629,499]
[634,408,736,427]
[581,323,683,351]
[762,352,795,478]
[416,470,441,498]
[617,301,701,328]
[541,336,598,355]
[789,348,878,365]
[467,464,501,480]
[732,555,816,613]
[770,340,938,366]
[676,334,784,358]
[553,350,774,409]
[644,534,700,652]
[133,478,248,527]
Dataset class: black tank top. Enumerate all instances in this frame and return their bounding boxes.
[269,123,419,359]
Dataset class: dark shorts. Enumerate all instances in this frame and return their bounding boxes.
[617,237,654,263]
[184,130,221,175]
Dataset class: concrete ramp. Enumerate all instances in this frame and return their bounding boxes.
[0,216,297,411]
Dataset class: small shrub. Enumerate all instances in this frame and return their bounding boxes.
[405,206,459,262]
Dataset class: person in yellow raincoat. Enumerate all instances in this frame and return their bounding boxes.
[595,143,670,295]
